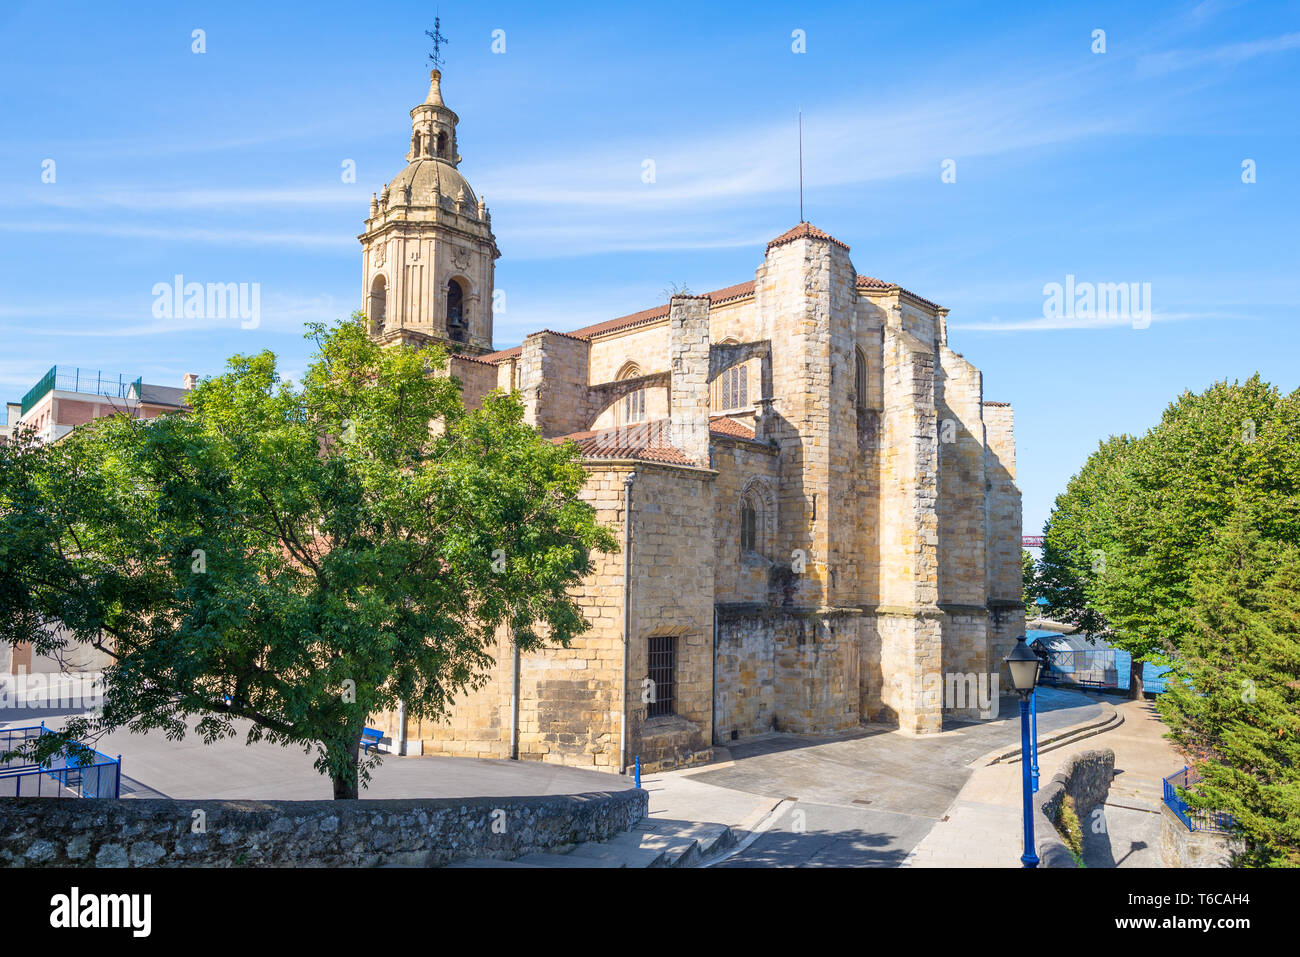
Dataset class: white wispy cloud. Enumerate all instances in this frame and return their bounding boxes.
[10,186,367,211]
[0,293,346,338]
[1136,30,1300,77]
[953,310,1255,332]
[0,220,352,249]
[3,61,1142,258]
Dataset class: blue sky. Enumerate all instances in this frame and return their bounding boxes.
[1,0,1297,532]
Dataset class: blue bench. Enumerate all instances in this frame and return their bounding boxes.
[361,727,385,755]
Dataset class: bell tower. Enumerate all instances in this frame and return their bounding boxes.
[360,68,499,354]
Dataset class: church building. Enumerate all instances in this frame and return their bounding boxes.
[366,68,1025,772]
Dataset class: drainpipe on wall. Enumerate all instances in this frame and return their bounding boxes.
[509,635,521,760]
[619,470,636,775]
[711,606,719,746]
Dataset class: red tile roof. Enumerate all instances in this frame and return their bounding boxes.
[549,415,763,465]
[478,344,521,363]
[477,280,756,364]
[708,415,756,440]
[550,421,693,466]
[766,222,850,252]
[855,274,942,311]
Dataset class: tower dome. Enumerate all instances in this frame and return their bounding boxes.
[359,69,499,354]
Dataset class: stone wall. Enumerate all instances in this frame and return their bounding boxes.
[711,439,781,604]
[519,331,590,438]
[668,296,713,466]
[371,467,631,770]
[587,324,670,385]
[1159,804,1243,867]
[625,464,716,770]
[0,789,647,868]
[714,607,861,740]
[1035,747,1115,867]
[447,355,499,411]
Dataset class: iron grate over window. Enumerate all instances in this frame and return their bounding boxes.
[647,635,676,719]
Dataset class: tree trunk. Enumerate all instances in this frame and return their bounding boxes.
[1129,656,1145,700]
[331,772,358,800]
[328,725,365,799]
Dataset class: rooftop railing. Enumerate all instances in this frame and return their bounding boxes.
[20,366,141,416]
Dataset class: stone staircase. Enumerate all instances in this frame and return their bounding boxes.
[988,701,1123,766]
[448,818,737,868]
[1105,769,1164,813]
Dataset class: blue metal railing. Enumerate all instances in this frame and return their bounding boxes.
[0,724,121,798]
[1162,767,1235,833]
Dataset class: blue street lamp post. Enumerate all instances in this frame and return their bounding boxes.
[1030,687,1040,793]
[1005,636,1041,869]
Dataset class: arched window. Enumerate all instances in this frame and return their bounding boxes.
[437,131,448,158]
[739,479,775,560]
[718,364,748,411]
[740,497,758,554]
[623,388,646,424]
[446,278,467,342]
[854,347,868,411]
[368,275,387,336]
[615,363,646,425]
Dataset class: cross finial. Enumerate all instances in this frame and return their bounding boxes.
[425,17,449,71]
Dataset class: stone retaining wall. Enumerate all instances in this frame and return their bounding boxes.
[0,788,647,868]
[1034,748,1115,868]
[1159,803,1242,867]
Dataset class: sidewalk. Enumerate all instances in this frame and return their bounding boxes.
[451,771,780,868]
[904,697,1179,867]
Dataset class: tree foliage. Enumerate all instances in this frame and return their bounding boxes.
[0,316,617,798]
[1032,375,1300,862]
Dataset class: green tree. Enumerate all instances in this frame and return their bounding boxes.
[1158,510,1300,866]
[1034,375,1300,860]
[0,316,617,798]
[1021,548,1039,616]
[1038,378,1300,697]
[1035,435,1137,686]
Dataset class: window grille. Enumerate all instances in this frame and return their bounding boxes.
[647,636,676,719]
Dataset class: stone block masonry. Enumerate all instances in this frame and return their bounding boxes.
[0,790,647,868]
[1035,748,1115,867]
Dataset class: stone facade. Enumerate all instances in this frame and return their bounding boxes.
[365,71,1023,773]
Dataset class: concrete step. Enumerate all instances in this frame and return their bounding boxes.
[637,820,736,866]
[446,858,542,868]
[993,705,1124,766]
[511,851,621,868]
[442,817,738,868]
[572,831,669,868]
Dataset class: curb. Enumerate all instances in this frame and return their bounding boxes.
[984,701,1121,766]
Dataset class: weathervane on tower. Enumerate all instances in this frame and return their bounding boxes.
[425,17,449,71]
